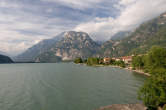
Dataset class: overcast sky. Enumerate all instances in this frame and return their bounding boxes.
[0,0,166,56]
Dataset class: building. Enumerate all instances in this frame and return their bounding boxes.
[115,58,121,61]
[121,56,132,64]
[112,57,121,61]
[103,56,132,64]
[103,57,111,64]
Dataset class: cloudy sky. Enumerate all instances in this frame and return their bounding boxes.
[0,0,166,56]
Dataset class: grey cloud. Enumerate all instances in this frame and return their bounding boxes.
[75,0,166,41]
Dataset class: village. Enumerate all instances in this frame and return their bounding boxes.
[74,55,134,69]
[74,54,152,77]
[103,56,132,65]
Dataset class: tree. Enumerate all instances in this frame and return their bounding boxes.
[74,58,83,64]
[138,71,166,110]
[132,56,144,69]
[145,46,166,74]
[110,59,116,65]
[86,57,99,65]
[114,60,125,68]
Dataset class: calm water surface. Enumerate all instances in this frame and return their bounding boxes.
[0,63,146,110]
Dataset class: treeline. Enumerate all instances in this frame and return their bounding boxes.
[134,46,166,110]
[132,46,166,74]
[74,57,125,67]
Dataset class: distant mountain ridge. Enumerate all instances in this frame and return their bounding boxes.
[100,12,166,57]
[0,54,14,63]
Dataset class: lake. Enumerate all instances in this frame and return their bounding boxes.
[0,63,146,110]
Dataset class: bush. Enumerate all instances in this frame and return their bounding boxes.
[114,60,126,68]
[138,71,166,110]
[145,46,166,74]
[86,57,99,65]
[74,58,83,64]
[132,56,144,69]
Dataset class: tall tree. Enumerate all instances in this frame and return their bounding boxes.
[145,46,166,74]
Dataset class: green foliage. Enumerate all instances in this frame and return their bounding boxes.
[114,60,126,68]
[131,46,166,74]
[145,46,166,73]
[86,57,99,66]
[132,56,144,69]
[109,59,116,65]
[138,72,166,110]
[74,58,83,64]
[83,59,87,63]
[138,46,166,109]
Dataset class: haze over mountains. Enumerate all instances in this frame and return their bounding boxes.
[13,12,166,63]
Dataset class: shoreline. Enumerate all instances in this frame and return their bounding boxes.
[75,63,151,76]
[110,66,150,77]
[124,68,150,77]
[96,103,147,110]
[109,65,150,76]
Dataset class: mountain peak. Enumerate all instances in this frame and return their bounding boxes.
[63,31,91,41]
[64,31,89,37]
[16,31,99,62]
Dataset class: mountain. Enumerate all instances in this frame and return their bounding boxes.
[110,31,131,41]
[0,54,14,63]
[100,12,166,57]
[0,51,11,57]
[35,31,100,62]
[15,32,65,62]
[17,31,100,62]
[16,12,166,61]
[0,51,6,55]
[35,51,62,63]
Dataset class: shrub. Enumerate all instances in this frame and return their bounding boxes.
[74,58,83,64]
[138,71,166,110]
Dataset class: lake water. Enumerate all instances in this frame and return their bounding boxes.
[0,63,146,110]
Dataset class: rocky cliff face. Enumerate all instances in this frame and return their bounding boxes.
[35,31,100,61]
